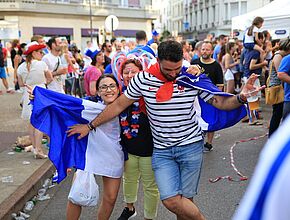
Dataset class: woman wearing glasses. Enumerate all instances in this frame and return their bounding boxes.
[67,74,124,220]
[17,42,53,159]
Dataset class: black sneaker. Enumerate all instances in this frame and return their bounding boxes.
[203,142,213,153]
[117,207,137,220]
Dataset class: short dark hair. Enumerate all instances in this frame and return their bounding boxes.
[136,31,147,41]
[110,38,117,44]
[158,40,183,62]
[101,42,111,51]
[47,36,57,50]
[218,34,227,41]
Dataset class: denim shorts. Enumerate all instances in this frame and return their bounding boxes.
[244,42,255,50]
[151,140,203,200]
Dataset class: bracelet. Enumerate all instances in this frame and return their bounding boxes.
[236,94,248,104]
[87,121,95,131]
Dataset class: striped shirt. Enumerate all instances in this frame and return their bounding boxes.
[124,71,213,149]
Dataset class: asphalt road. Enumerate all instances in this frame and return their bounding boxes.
[27,105,271,220]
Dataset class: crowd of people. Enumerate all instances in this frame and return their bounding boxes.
[1,15,290,219]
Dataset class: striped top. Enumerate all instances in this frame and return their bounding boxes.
[124,71,213,149]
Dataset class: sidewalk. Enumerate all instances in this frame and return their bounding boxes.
[0,77,55,219]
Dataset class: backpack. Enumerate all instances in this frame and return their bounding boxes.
[0,46,4,67]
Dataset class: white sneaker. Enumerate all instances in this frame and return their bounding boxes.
[7,88,15,94]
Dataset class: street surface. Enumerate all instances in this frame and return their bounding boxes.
[0,69,271,220]
[27,105,271,220]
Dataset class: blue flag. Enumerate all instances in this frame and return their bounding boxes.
[31,87,123,183]
[177,70,247,132]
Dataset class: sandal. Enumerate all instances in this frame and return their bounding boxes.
[248,121,257,126]
[249,121,263,126]
[34,152,48,159]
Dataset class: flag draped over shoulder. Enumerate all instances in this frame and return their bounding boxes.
[31,87,107,183]
[176,69,247,132]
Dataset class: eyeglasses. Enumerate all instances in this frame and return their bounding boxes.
[98,83,118,92]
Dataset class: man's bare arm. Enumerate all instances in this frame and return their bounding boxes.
[207,95,244,110]
[91,94,135,128]
[206,73,265,110]
[67,94,135,139]
[278,71,290,84]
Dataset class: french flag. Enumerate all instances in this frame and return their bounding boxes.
[233,116,290,220]
[30,87,123,183]
[177,71,247,131]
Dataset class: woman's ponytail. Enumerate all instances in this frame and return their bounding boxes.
[247,16,264,36]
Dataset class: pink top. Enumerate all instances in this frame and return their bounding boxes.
[84,65,102,96]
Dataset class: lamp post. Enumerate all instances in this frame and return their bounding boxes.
[89,0,93,42]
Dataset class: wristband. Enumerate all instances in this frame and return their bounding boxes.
[87,121,96,131]
[236,94,247,104]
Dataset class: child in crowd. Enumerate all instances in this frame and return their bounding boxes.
[243,16,265,57]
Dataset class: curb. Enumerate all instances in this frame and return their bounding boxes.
[0,160,55,220]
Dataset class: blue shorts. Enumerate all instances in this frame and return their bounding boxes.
[151,140,203,200]
[0,67,7,79]
[244,43,255,50]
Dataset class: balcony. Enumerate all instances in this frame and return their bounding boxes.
[0,0,158,19]
[223,19,231,25]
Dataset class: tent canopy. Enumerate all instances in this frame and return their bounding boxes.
[232,0,290,39]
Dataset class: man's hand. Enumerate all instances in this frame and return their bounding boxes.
[240,73,266,98]
[67,124,90,139]
[186,65,202,76]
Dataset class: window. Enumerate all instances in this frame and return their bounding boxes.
[241,1,247,15]
[230,2,238,18]
[224,3,228,20]
[212,5,215,21]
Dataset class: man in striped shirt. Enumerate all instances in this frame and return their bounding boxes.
[68,40,262,220]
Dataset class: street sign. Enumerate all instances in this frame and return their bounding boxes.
[105,15,119,33]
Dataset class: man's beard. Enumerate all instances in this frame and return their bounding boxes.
[201,54,211,60]
[161,71,179,81]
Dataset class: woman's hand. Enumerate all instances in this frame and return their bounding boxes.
[240,74,266,98]
[25,84,35,100]
[186,65,202,76]
[67,124,90,139]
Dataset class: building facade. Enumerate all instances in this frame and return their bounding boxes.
[160,0,273,40]
[0,0,159,49]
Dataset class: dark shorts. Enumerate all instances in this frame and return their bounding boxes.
[0,67,7,79]
[244,43,255,50]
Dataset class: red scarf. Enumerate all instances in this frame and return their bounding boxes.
[146,62,174,102]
